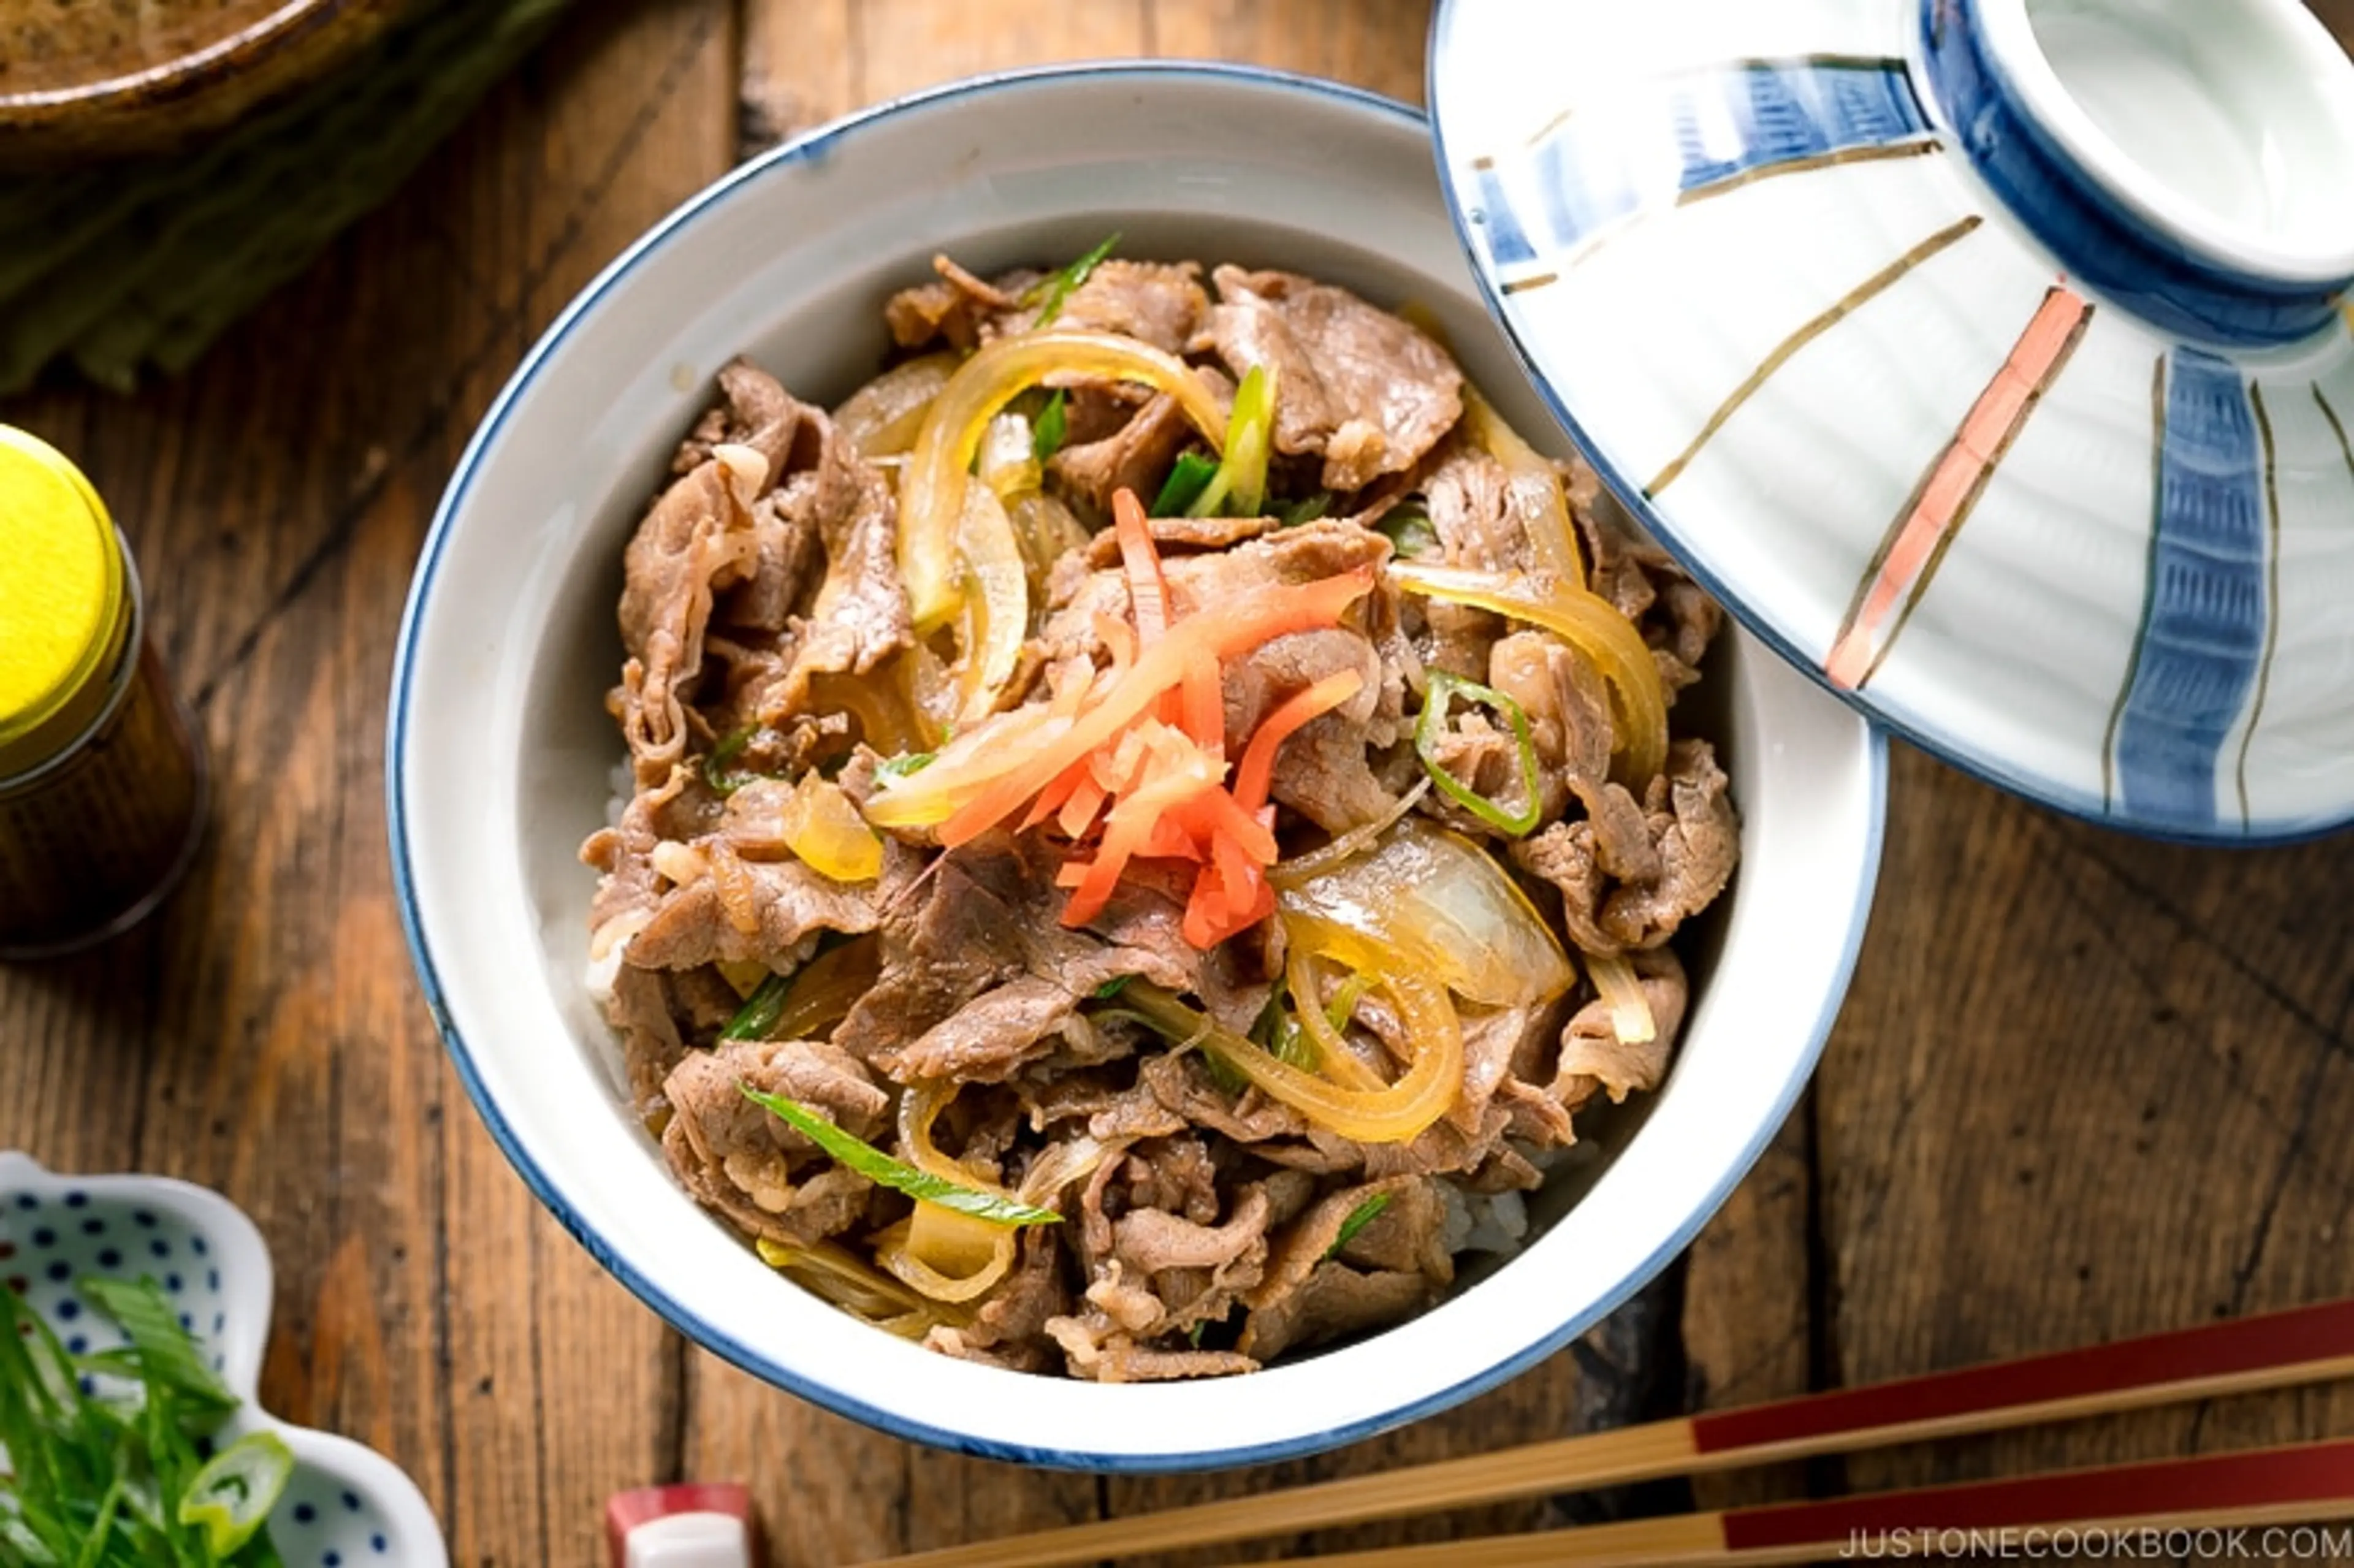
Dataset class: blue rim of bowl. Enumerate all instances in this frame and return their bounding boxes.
[387,57,1891,1472]
[1423,0,2354,850]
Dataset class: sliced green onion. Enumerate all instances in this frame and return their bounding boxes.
[1325,972,1372,1032]
[177,1432,294,1558]
[1414,671,1544,836]
[1200,1049,1251,1096]
[721,972,793,1042]
[875,750,937,783]
[1277,491,1332,528]
[1032,388,1068,462]
[1090,975,1132,1000]
[78,1276,235,1412]
[1248,980,1318,1071]
[1326,1193,1392,1259]
[1376,501,1438,559]
[703,725,763,796]
[738,1084,1064,1225]
[1189,364,1276,519]
[1152,451,1220,517]
[1024,232,1121,329]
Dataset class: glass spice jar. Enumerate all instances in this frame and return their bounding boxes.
[0,426,208,959]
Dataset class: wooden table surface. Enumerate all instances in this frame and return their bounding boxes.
[7,3,2354,1563]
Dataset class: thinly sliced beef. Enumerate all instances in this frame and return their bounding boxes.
[1239,1177,1446,1358]
[600,964,690,1113]
[612,440,763,782]
[1053,391,1202,517]
[1206,266,1463,491]
[1223,627,1396,832]
[884,254,1207,357]
[615,363,818,781]
[883,256,1038,351]
[1241,1265,1431,1361]
[626,842,912,970]
[1080,509,1270,567]
[925,1228,1070,1373]
[1514,739,1737,954]
[1043,1312,1260,1382]
[836,840,1197,1078]
[757,411,913,721]
[1555,946,1689,1109]
[875,976,1122,1084]
[1425,439,1533,574]
[1114,1184,1270,1276]
[661,1038,888,1246]
[1576,507,1724,699]
[1050,259,1212,353]
[1488,630,1613,814]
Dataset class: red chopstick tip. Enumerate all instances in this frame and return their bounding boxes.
[607,1483,761,1568]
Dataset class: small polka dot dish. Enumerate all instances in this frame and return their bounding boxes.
[1,1151,448,1565]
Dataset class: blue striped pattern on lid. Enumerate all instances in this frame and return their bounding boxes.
[2109,350,2268,828]
[1478,56,1933,268]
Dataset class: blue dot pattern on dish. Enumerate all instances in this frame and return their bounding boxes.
[6,1175,421,1565]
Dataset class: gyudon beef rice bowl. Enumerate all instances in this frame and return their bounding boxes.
[581,242,1736,1382]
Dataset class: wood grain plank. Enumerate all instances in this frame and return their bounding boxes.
[740,0,854,156]
[848,0,1150,104]
[1681,1109,1816,1513]
[1816,744,2354,1499]
[1143,0,1431,104]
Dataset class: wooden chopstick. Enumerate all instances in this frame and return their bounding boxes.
[861,1298,2354,1568]
[1293,1437,2354,1567]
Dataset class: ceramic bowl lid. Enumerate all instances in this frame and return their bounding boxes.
[1428,0,2354,842]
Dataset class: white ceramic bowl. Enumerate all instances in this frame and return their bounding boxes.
[389,63,1885,1471]
[0,1152,448,1564]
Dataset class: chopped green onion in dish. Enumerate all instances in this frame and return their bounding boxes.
[1375,501,1438,558]
[874,750,937,784]
[1276,491,1332,528]
[1187,364,1276,519]
[1327,1193,1392,1259]
[1,1277,293,1567]
[180,1435,297,1559]
[1414,671,1544,836]
[78,1274,238,1413]
[1024,232,1121,329]
[738,1084,1064,1226]
[1152,450,1220,517]
[702,725,762,796]
[1089,975,1132,1000]
[1031,389,1068,462]
[720,972,794,1042]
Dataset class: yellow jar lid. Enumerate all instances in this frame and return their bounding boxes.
[0,426,128,775]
